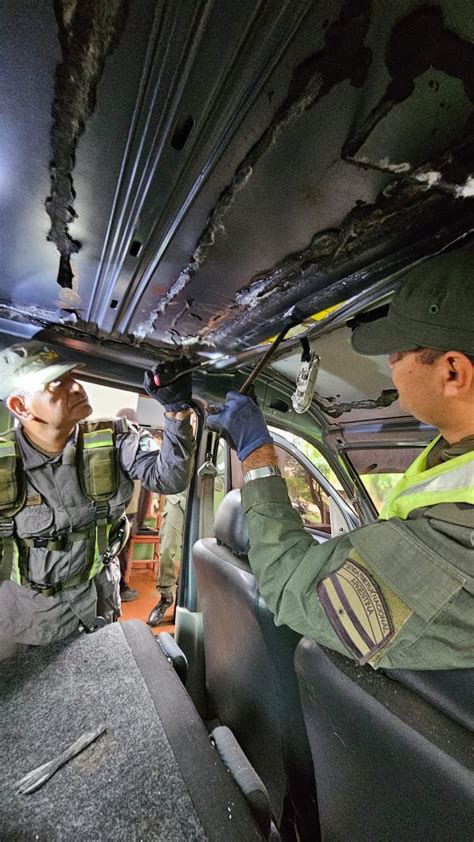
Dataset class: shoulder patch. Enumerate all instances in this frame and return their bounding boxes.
[26,493,43,507]
[316,558,394,665]
[139,433,158,452]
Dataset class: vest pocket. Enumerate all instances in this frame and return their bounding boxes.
[15,504,54,538]
[349,521,466,622]
[28,545,87,586]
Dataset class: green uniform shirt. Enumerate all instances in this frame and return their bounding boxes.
[241,467,474,670]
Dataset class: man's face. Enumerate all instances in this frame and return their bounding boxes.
[25,373,92,427]
[387,350,441,425]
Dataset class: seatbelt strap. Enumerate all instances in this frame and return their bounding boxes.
[197,453,218,539]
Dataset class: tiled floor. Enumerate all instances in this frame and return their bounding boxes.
[119,567,174,636]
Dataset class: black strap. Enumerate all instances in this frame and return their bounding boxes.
[300,335,311,362]
[21,529,91,551]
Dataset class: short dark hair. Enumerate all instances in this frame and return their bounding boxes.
[415,348,474,365]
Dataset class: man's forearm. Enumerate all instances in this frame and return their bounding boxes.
[241,473,351,638]
[242,443,279,472]
[165,408,192,422]
[127,417,195,493]
[156,416,195,491]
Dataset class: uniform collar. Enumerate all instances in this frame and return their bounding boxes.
[16,425,78,469]
[427,435,474,468]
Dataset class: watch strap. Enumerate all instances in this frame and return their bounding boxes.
[243,465,282,484]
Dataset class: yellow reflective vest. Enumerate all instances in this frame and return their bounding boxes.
[380,436,474,521]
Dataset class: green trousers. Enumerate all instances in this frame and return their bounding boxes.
[157,498,184,598]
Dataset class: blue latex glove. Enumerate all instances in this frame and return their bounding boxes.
[143,357,192,411]
[206,391,273,461]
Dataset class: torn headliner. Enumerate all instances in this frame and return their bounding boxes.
[45,0,130,289]
[129,0,474,351]
[1,0,474,370]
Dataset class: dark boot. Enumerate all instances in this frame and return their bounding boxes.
[147,595,173,627]
[120,585,139,602]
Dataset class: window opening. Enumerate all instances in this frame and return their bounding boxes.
[269,427,341,489]
[345,446,424,513]
[269,427,349,532]
[273,444,333,531]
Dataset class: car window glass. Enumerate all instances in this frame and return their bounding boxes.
[269,427,342,487]
[273,444,332,532]
[346,446,424,513]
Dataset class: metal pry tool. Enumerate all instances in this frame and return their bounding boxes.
[151,304,307,396]
[238,304,306,395]
[238,324,292,395]
[16,724,107,795]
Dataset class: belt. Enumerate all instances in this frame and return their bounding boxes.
[21,529,91,552]
[29,568,96,597]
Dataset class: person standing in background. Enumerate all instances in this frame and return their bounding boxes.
[147,489,187,626]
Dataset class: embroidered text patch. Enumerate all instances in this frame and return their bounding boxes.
[316,558,394,664]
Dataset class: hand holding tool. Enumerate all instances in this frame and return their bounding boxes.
[206,316,298,447]
[143,357,192,411]
[206,391,273,460]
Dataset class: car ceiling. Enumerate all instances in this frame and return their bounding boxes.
[2,0,474,407]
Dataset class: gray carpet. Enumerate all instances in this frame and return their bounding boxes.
[0,623,207,841]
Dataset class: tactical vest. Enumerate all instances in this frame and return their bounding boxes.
[381,436,474,520]
[0,418,131,596]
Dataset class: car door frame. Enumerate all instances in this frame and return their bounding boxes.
[270,430,359,540]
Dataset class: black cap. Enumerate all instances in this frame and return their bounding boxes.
[351,248,474,357]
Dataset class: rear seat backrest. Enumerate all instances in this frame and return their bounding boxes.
[385,667,474,730]
[295,639,474,842]
[214,488,250,556]
[193,490,319,840]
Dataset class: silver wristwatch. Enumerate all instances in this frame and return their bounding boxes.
[243,465,282,484]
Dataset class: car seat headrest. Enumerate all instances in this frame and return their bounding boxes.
[214,489,249,556]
